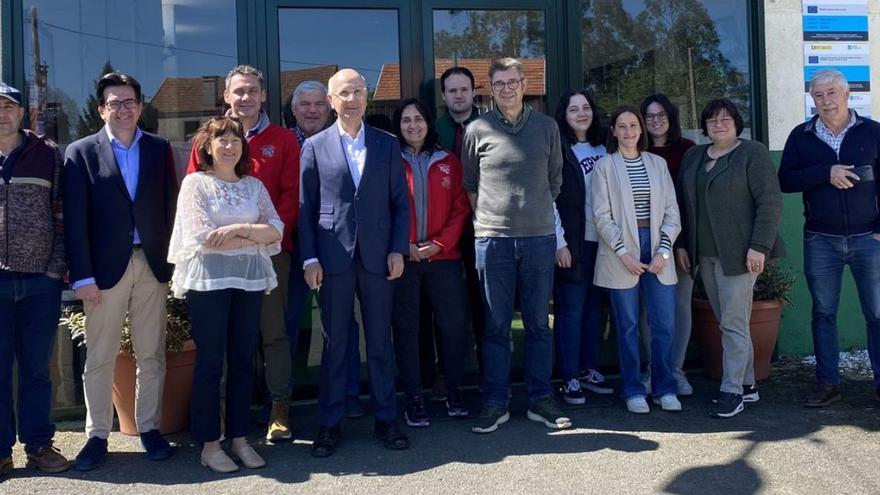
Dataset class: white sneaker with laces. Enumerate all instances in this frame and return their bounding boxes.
[626,396,650,414]
[674,372,694,396]
[653,393,682,412]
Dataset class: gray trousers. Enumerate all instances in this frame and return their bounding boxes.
[699,256,757,395]
[640,264,694,376]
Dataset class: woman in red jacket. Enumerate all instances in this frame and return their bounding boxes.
[391,98,471,427]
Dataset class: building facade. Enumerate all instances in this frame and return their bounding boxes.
[1,0,879,361]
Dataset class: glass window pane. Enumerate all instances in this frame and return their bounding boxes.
[278,9,400,131]
[581,0,751,141]
[23,0,237,169]
[433,9,547,115]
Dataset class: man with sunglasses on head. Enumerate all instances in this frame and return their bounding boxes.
[64,72,178,471]
[461,57,570,434]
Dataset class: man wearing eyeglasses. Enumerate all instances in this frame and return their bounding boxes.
[299,68,410,457]
[461,57,570,434]
[63,72,178,470]
[183,65,301,444]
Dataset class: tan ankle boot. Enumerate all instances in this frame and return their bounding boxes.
[266,401,292,443]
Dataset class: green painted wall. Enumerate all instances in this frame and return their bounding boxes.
[771,150,868,357]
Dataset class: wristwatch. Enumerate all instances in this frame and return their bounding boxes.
[661,252,670,260]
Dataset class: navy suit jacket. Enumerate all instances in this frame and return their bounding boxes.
[63,128,178,289]
[299,124,410,276]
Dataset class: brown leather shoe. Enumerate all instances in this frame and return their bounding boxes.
[0,456,12,476]
[26,442,71,473]
[805,384,842,408]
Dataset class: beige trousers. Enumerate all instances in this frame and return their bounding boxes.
[83,249,168,438]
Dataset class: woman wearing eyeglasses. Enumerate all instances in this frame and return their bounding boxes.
[676,98,783,418]
[638,94,696,397]
[592,106,681,414]
[168,117,283,473]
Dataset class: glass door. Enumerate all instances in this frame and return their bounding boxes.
[421,1,561,117]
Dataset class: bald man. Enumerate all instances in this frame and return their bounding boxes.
[299,69,411,456]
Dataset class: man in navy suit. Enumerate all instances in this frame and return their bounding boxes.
[299,68,410,457]
[63,73,178,471]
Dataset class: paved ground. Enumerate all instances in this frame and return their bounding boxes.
[3,359,880,495]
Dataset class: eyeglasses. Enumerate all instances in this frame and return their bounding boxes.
[491,79,523,92]
[331,88,367,101]
[645,111,668,122]
[103,99,139,111]
[706,117,734,127]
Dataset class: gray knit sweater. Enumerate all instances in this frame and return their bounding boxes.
[461,107,563,237]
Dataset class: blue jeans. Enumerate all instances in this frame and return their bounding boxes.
[553,240,604,380]
[608,228,676,400]
[804,231,880,386]
[0,273,62,457]
[476,235,555,409]
[287,246,361,397]
[186,288,263,443]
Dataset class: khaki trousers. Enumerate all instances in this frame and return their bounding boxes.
[83,249,167,438]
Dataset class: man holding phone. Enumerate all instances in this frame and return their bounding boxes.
[779,68,880,408]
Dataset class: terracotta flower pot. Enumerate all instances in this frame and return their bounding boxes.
[691,298,783,381]
[112,339,197,436]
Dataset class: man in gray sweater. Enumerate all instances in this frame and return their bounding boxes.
[461,58,570,433]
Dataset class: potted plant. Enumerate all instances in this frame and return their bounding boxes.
[691,262,795,381]
[62,290,196,435]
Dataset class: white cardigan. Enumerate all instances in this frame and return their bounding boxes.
[591,151,681,289]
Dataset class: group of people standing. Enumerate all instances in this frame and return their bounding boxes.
[1,57,878,477]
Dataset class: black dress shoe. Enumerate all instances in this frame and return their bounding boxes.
[311,425,341,458]
[374,420,409,450]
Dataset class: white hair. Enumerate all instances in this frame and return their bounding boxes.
[292,80,328,104]
[809,69,849,93]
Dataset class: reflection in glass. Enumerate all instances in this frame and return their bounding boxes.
[278,9,400,128]
[580,0,751,141]
[432,10,547,115]
[23,0,237,170]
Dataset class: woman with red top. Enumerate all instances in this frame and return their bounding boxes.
[391,98,472,427]
[639,94,696,397]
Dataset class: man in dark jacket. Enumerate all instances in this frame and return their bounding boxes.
[779,68,880,407]
[0,82,70,476]
[64,72,178,470]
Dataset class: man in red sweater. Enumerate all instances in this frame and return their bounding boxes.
[185,65,300,443]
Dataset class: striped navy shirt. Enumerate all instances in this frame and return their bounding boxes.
[613,155,672,255]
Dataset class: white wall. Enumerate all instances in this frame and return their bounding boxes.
[764,0,880,150]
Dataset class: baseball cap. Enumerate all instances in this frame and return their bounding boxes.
[0,82,23,106]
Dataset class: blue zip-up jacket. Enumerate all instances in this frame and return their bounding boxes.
[779,112,880,235]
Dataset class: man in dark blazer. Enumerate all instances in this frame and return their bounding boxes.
[299,68,410,457]
[63,72,178,471]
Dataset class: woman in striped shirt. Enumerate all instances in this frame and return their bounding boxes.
[591,106,682,414]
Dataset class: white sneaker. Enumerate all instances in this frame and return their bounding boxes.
[653,393,682,412]
[674,372,694,396]
[626,396,650,414]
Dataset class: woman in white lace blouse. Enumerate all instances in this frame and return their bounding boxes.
[168,117,282,474]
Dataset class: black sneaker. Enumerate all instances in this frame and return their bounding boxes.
[579,369,614,395]
[710,392,744,418]
[446,388,469,418]
[471,407,510,434]
[560,378,586,405]
[404,395,430,428]
[527,396,573,429]
[74,437,108,472]
[374,420,409,450]
[742,385,760,403]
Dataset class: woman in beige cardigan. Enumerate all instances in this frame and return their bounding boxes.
[591,106,682,414]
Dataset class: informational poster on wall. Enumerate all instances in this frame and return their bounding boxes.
[802,0,871,119]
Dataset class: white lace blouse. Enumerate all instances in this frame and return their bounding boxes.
[168,172,284,298]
